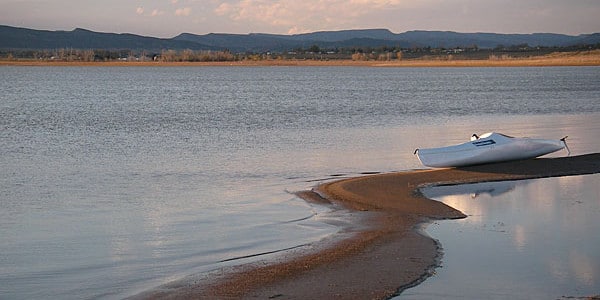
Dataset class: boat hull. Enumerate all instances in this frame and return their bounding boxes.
[415,133,566,168]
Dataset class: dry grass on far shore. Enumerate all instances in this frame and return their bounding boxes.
[2,50,599,67]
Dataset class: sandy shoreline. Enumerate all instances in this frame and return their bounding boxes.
[2,51,600,67]
[132,153,600,299]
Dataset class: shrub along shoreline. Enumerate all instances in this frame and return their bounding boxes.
[2,50,599,67]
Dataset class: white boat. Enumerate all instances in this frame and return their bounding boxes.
[414,132,569,168]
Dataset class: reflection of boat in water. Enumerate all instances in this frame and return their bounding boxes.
[422,180,531,199]
[414,132,569,168]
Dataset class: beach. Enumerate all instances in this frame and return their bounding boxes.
[133,153,600,299]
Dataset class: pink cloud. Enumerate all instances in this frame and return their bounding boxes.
[175,7,192,16]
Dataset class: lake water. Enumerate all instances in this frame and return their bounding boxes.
[399,175,600,299]
[1,66,599,299]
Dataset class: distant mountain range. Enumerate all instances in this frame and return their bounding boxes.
[1,25,599,52]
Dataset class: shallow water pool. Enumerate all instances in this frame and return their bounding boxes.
[400,174,600,299]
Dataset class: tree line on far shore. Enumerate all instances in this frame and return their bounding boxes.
[1,43,598,62]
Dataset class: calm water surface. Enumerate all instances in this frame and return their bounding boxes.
[1,66,599,299]
[401,175,600,299]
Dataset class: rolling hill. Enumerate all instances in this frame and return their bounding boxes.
[1,25,599,52]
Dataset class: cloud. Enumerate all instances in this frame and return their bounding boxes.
[136,6,165,17]
[210,0,600,35]
[349,0,403,7]
[214,0,406,33]
[175,7,192,16]
[150,9,164,17]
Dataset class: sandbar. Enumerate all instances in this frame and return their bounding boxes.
[133,153,600,299]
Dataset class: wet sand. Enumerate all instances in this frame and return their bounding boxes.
[133,153,600,299]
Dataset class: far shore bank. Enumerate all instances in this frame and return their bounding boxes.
[2,51,600,67]
[132,153,600,299]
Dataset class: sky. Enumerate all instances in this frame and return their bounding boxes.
[1,0,599,38]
